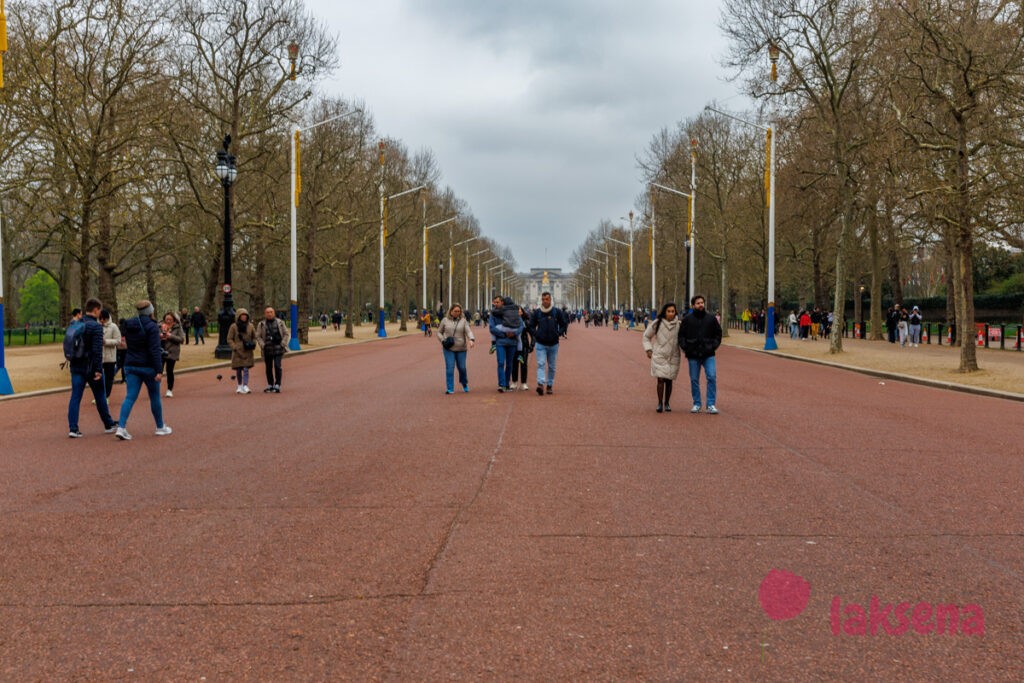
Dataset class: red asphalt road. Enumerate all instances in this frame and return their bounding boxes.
[1,324,1022,680]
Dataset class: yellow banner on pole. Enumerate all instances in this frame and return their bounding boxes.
[294,131,301,207]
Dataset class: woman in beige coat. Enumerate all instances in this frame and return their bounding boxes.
[437,303,475,394]
[642,302,681,413]
[227,308,257,394]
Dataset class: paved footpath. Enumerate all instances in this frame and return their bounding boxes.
[1,324,1022,680]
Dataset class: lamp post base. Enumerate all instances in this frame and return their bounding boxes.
[214,302,235,359]
[288,303,301,351]
[377,309,388,338]
[763,305,778,350]
[0,368,13,395]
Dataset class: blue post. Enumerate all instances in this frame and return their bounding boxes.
[763,304,778,350]
[288,302,301,351]
[377,308,387,338]
[0,301,13,395]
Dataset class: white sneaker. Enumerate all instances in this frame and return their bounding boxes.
[115,427,132,441]
[691,405,701,413]
[155,425,173,436]
[236,386,244,394]
[242,385,251,394]
[510,382,519,390]
[707,405,719,415]
[165,390,173,398]
[520,384,530,391]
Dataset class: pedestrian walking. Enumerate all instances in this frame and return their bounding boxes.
[256,306,290,393]
[908,306,923,347]
[438,303,475,394]
[319,312,329,331]
[529,291,568,396]
[510,307,534,391]
[181,308,191,345]
[643,302,681,413]
[116,300,171,440]
[227,308,257,394]
[788,310,799,339]
[190,306,207,345]
[679,294,722,414]
[100,308,121,401]
[116,318,128,383]
[66,298,118,438]
[897,307,909,347]
[160,311,184,397]
[489,296,523,392]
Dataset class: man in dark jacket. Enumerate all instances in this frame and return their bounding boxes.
[190,306,207,345]
[67,298,117,437]
[678,294,723,414]
[116,300,171,440]
[529,291,568,396]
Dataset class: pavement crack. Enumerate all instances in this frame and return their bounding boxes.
[415,400,513,598]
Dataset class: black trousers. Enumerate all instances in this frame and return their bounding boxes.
[264,353,283,386]
[511,357,529,384]
[102,362,117,398]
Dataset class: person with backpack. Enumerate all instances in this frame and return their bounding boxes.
[642,302,681,413]
[256,306,290,393]
[529,291,568,396]
[66,298,118,438]
[678,294,723,414]
[116,300,171,440]
[437,303,475,394]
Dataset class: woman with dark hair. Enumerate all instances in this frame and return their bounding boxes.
[510,306,535,391]
[642,302,681,413]
[159,311,185,397]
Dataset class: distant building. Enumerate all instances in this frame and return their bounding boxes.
[516,268,572,308]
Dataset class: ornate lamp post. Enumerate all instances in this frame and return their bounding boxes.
[214,136,238,360]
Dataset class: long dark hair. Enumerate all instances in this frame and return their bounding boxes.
[654,302,677,334]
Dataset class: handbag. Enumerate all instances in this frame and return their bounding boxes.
[442,336,455,350]
[243,339,256,350]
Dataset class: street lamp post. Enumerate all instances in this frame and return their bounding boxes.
[469,248,488,311]
[588,257,603,310]
[704,105,777,350]
[214,136,238,360]
[595,249,611,313]
[487,263,503,300]
[0,199,13,395]
[652,182,693,308]
[480,256,498,311]
[377,140,424,339]
[438,261,444,311]
[290,109,361,351]
[422,215,456,312]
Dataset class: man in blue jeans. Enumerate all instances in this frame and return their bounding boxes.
[116,300,172,440]
[678,294,722,414]
[529,291,568,396]
[67,298,118,438]
[489,296,522,392]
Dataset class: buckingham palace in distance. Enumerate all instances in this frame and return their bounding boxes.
[516,268,572,308]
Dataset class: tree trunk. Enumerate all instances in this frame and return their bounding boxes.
[868,211,884,340]
[202,237,222,317]
[344,259,355,338]
[954,116,978,372]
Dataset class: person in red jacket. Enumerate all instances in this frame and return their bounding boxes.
[799,310,812,340]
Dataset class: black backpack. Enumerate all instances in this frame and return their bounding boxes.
[63,320,88,361]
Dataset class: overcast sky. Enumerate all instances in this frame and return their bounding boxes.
[307,0,742,271]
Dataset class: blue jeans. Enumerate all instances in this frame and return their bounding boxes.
[790,322,799,339]
[119,366,164,429]
[496,345,514,388]
[443,348,468,391]
[69,369,115,432]
[687,356,717,407]
[535,342,559,387]
[194,326,205,344]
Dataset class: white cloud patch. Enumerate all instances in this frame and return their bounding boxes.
[309,0,740,270]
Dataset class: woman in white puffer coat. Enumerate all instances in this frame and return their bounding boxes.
[642,302,681,413]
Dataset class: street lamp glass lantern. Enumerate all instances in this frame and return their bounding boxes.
[215,151,228,181]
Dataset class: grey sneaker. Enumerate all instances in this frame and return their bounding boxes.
[154,425,173,436]
[707,405,719,415]
[103,425,118,434]
[68,430,83,438]
[115,427,132,441]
